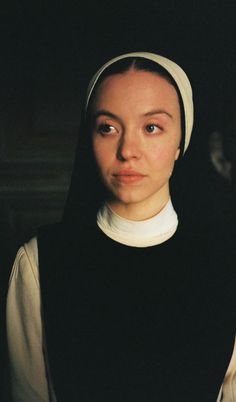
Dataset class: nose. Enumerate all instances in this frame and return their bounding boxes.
[117,130,142,161]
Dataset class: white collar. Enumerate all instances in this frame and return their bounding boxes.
[96,199,178,248]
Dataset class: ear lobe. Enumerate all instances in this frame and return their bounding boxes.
[175,148,180,161]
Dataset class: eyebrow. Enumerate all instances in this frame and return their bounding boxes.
[144,110,173,119]
[93,109,173,120]
[93,110,119,120]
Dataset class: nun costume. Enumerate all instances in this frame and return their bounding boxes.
[6,52,236,402]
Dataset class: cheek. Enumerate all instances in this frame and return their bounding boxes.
[151,146,177,169]
[93,142,111,173]
[93,139,102,162]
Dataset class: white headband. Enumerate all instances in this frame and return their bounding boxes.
[85,52,194,153]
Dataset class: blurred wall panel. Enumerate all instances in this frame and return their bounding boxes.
[0,82,79,254]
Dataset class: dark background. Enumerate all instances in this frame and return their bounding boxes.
[1,0,236,280]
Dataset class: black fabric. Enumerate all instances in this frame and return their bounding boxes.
[38,215,236,402]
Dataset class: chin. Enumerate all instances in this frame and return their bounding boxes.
[112,189,151,206]
[109,182,169,207]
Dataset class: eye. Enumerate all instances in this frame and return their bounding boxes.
[97,123,117,135]
[145,124,162,134]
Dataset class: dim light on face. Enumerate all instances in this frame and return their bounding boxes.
[92,69,181,220]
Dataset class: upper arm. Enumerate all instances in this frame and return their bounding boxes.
[6,238,50,402]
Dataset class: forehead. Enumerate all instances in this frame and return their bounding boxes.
[91,70,180,113]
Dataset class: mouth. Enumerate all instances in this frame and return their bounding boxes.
[112,170,146,184]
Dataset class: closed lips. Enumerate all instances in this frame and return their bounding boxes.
[113,170,145,176]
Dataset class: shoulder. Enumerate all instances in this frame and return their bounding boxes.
[9,222,70,290]
[8,237,39,289]
[7,237,42,335]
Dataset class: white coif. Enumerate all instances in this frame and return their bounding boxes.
[97,199,178,247]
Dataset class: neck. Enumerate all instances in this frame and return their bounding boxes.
[107,187,170,221]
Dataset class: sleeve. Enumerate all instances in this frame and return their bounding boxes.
[218,337,236,402]
[6,238,50,402]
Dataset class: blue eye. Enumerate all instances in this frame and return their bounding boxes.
[146,124,160,134]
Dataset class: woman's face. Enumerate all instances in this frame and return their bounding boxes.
[91,69,181,220]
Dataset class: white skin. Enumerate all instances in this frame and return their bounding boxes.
[92,69,181,221]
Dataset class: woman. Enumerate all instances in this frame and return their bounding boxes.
[6,52,236,401]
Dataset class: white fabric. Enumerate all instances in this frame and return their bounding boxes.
[97,199,178,247]
[6,238,236,402]
[85,51,194,153]
[6,238,56,402]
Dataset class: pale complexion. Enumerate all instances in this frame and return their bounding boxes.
[92,69,181,221]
